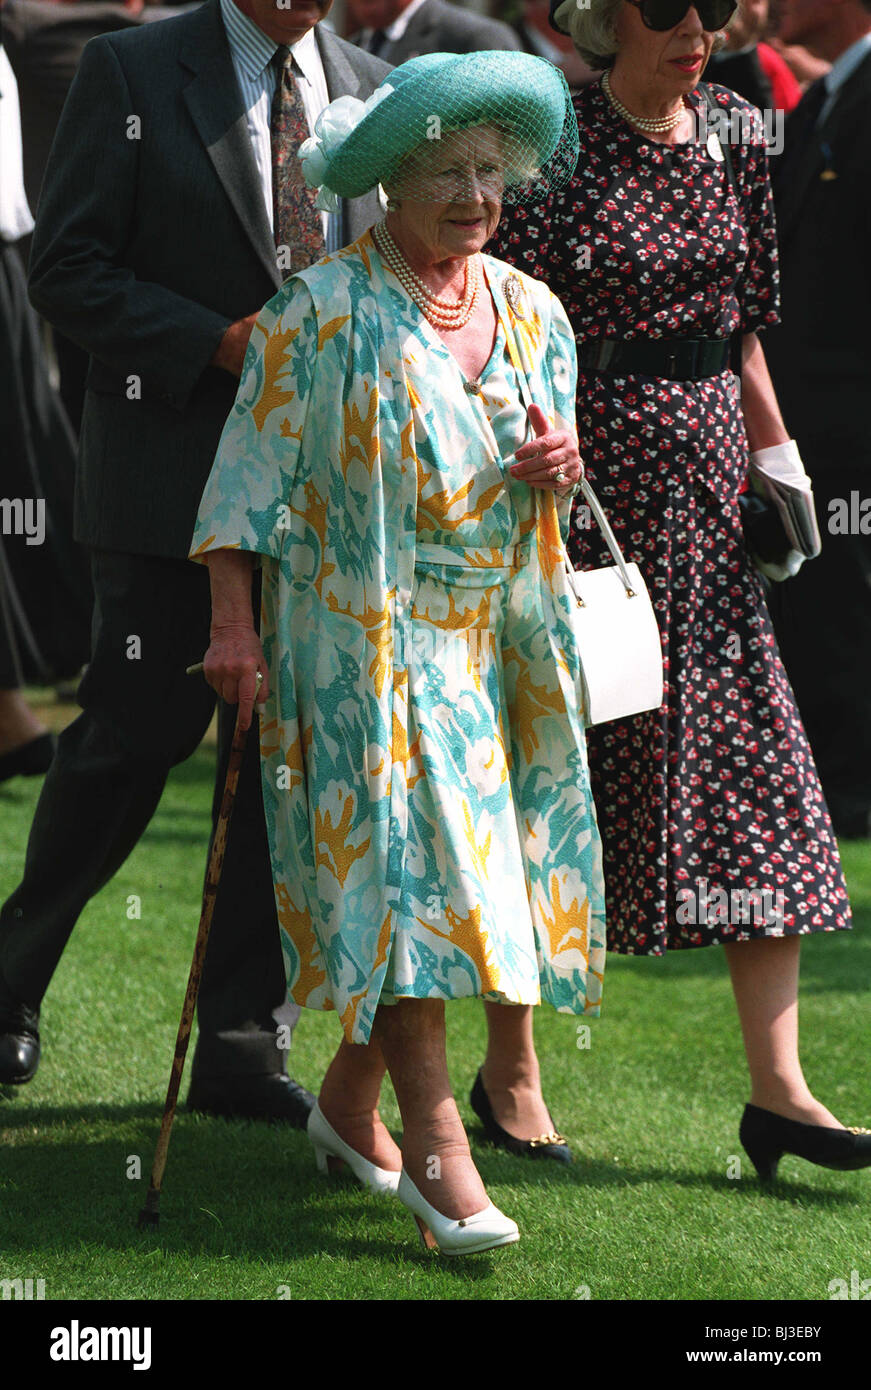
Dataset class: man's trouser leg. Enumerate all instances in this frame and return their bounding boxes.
[0,550,216,1005]
[191,672,300,1080]
[769,466,871,837]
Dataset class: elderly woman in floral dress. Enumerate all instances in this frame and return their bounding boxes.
[191,52,606,1254]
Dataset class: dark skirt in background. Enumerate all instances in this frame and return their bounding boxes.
[0,240,91,688]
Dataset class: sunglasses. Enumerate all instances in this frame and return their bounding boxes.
[624,0,737,31]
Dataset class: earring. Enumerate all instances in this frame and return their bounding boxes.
[386,197,400,212]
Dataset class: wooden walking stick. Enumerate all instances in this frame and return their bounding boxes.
[137,666,261,1229]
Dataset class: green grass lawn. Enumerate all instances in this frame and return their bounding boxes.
[1,733,869,1301]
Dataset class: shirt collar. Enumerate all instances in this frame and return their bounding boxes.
[221,0,275,80]
[385,0,429,41]
[291,26,321,88]
[825,31,871,97]
[221,0,320,82]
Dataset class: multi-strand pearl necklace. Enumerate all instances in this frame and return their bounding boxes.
[373,223,479,330]
[601,68,684,135]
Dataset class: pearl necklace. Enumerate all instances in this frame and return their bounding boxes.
[374,223,479,330]
[601,69,684,135]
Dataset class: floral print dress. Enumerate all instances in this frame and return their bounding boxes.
[492,80,851,953]
[381,311,606,1013]
[191,234,606,1041]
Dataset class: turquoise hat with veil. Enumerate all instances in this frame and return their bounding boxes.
[299,51,579,209]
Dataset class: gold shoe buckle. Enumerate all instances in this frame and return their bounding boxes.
[527,1131,567,1148]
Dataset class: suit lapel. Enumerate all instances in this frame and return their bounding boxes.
[775,133,825,242]
[389,0,439,59]
[317,28,385,244]
[777,52,871,242]
[318,25,366,102]
[180,0,280,288]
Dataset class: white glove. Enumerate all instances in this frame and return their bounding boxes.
[747,439,821,582]
[753,550,806,583]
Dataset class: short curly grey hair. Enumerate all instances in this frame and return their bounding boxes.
[555,0,730,71]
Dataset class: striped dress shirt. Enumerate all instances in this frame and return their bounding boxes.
[218,0,339,251]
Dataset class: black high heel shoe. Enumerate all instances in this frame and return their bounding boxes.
[470,1068,572,1164]
[740,1103,871,1183]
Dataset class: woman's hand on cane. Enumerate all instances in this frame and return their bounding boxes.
[203,623,269,732]
[509,403,584,493]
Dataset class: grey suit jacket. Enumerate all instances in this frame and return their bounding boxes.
[27,0,390,558]
[358,0,521,63]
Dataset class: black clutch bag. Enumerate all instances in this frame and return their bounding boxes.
[738,491,794,565]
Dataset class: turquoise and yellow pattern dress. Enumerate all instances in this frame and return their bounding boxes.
[191,230,606,1044]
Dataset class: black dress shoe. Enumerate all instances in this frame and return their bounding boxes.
[187,1072,315,1126]
[0,733,55,785]
[740,1103,871,1183]
[469,1068,572,1163]
[0,974,41,1084]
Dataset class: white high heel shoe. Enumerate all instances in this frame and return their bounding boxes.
[307,1102,401,1195]
[397,1170,520,1256]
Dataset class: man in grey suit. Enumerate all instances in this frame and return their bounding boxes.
[349,0,521,61]
[0,0,389,1115]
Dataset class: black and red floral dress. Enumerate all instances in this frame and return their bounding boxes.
[492,79,851,953]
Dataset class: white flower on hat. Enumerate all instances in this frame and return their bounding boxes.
[299,85,395,211]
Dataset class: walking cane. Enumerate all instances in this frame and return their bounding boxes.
[137,665,262,1230]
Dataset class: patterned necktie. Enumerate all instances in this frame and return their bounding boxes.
[271,46,326,271]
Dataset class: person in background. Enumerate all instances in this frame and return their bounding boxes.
[511,0,600,86]
[708,0,801,108]
[0,0,387,1118]
[2,0,201,432]
[0,15,90,784]
[348,0,521,59]
[764,0,871,841]
[490,0,869,1187]
[767,1,832,87]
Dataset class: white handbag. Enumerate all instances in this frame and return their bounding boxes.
[564,480,664,726]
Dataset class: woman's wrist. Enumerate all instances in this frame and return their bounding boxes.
[210,618,258,640]
[205,550,256,629]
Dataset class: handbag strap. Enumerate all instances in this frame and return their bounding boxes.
[576,478,638,596]
[699,82,745,377]
[498,274,638,598]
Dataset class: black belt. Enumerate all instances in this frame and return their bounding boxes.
[577,336,732,380]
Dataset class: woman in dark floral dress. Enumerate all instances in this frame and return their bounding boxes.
[473,0,871,1182]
